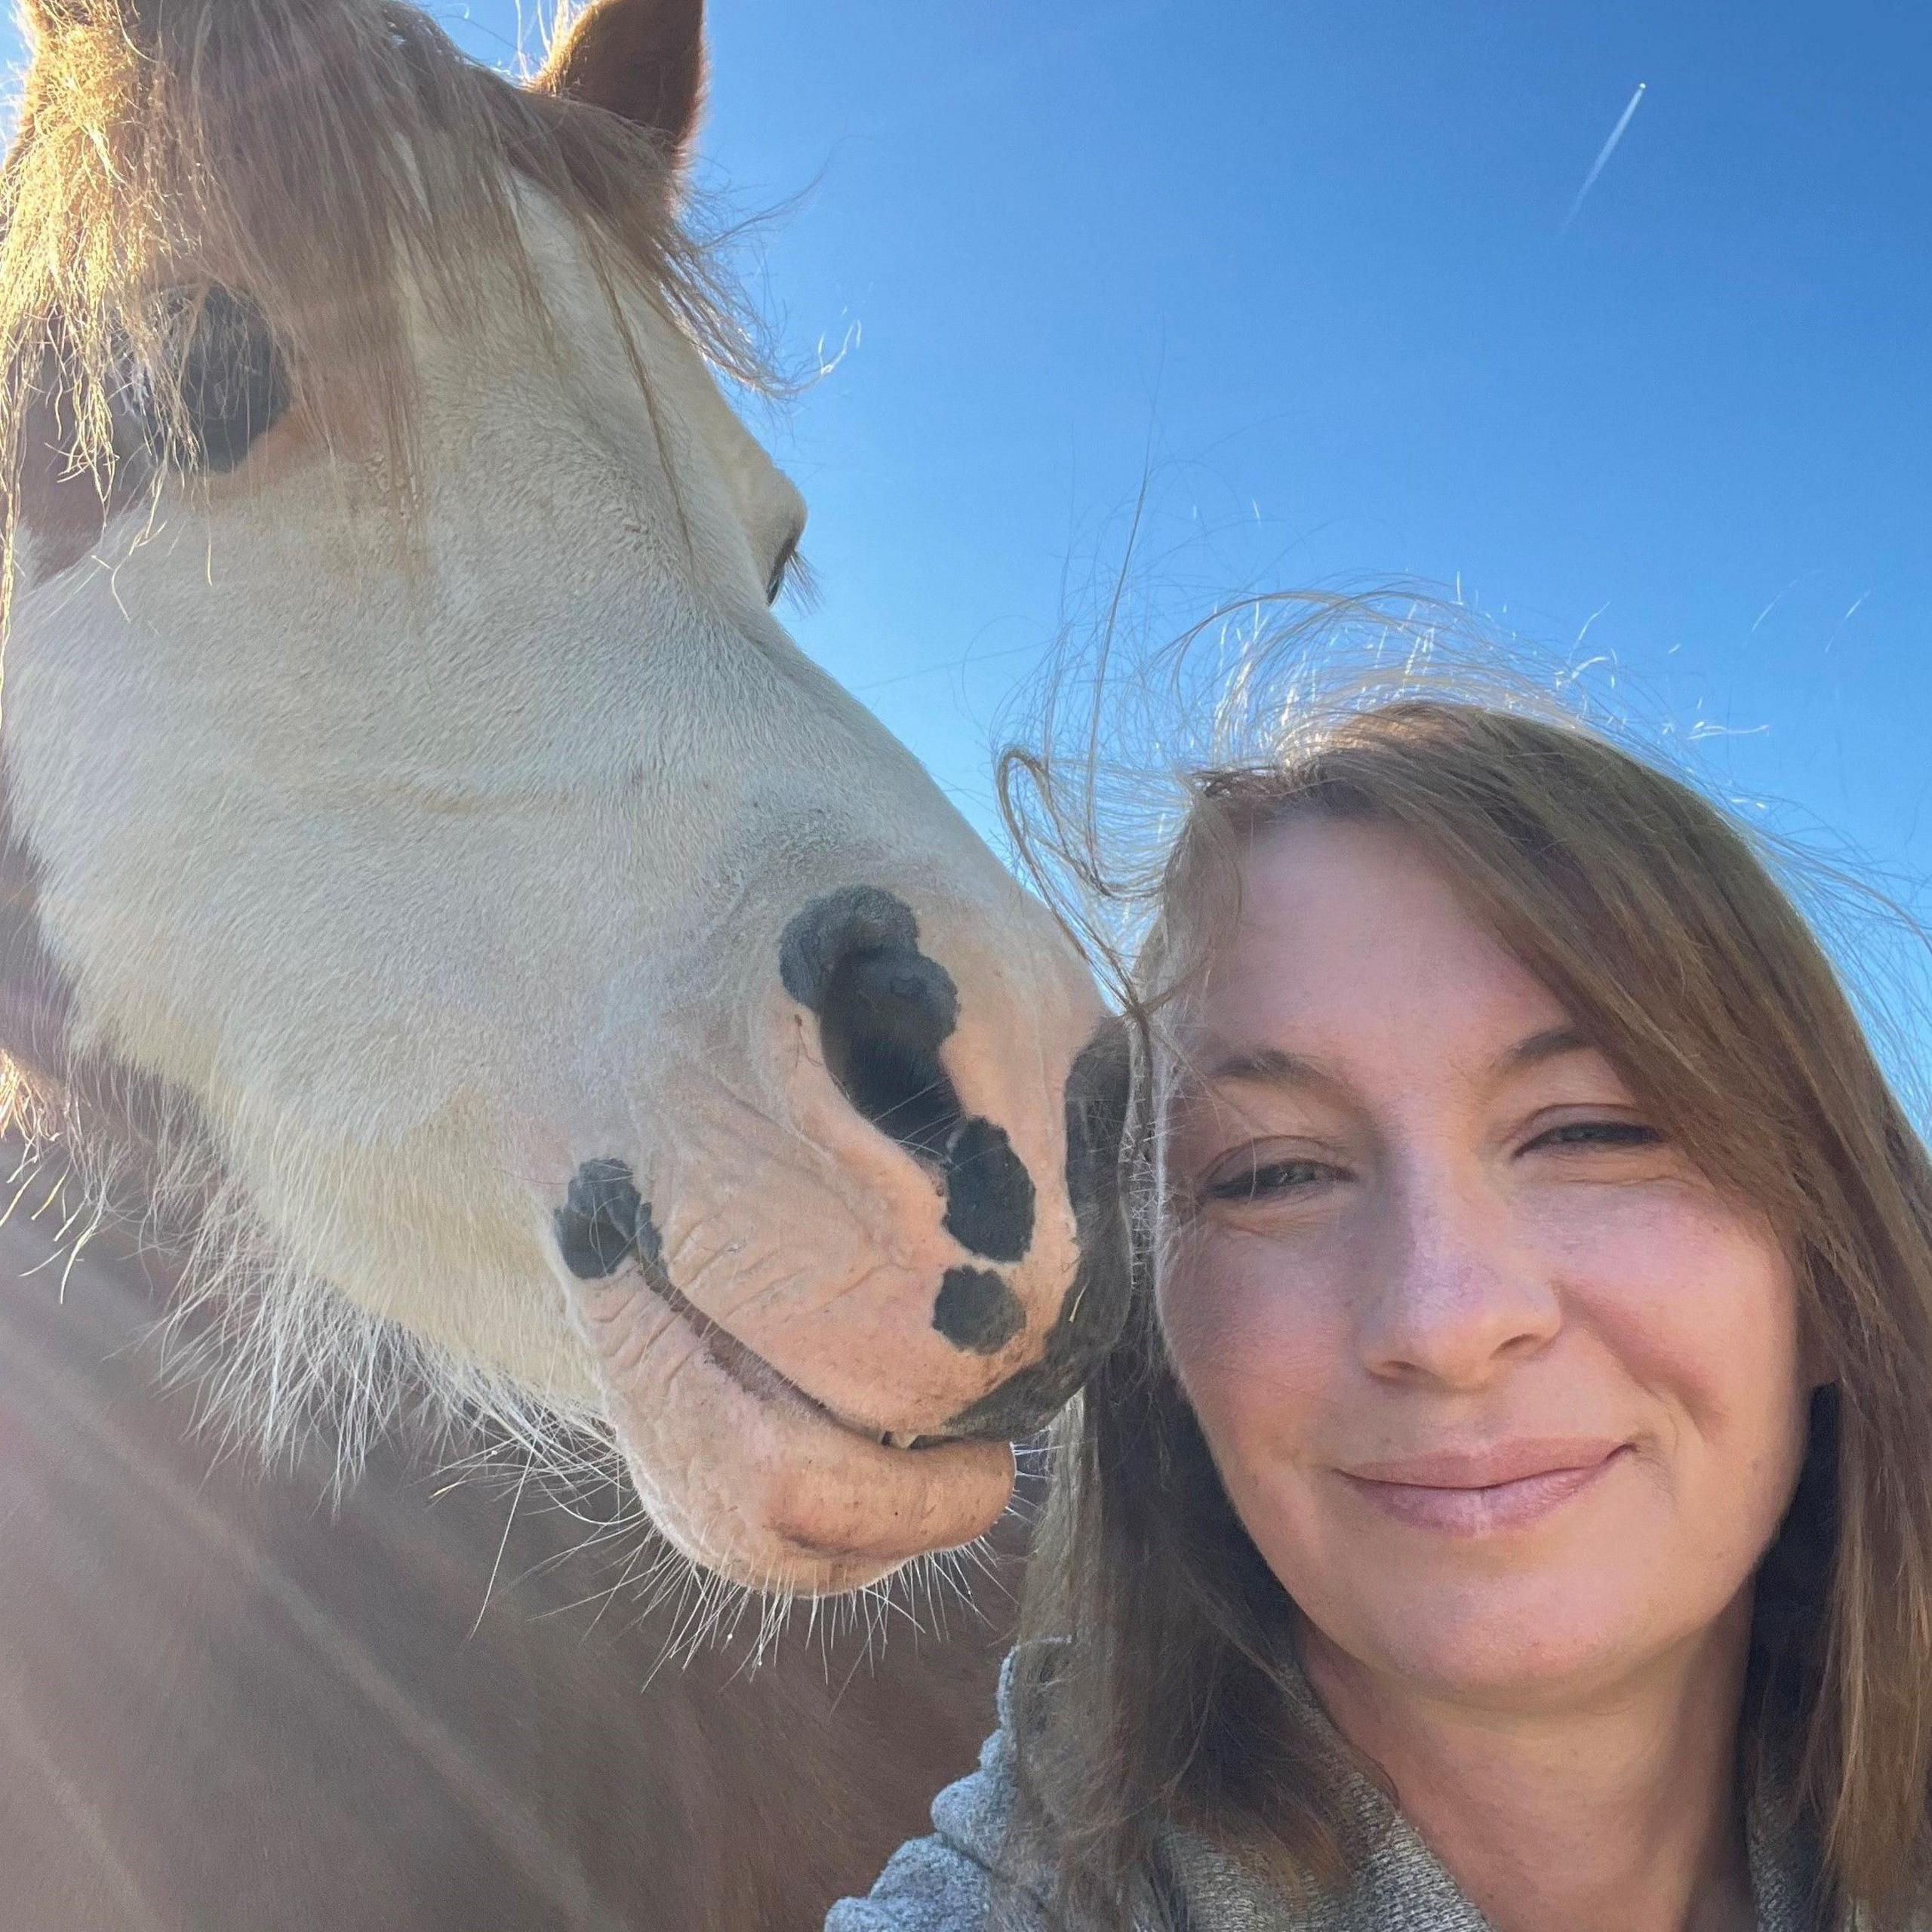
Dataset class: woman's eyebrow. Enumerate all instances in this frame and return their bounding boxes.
[1491,1024,1592,1078]
[1202,1027,1592,1092]
[1202,1044,1329,1088]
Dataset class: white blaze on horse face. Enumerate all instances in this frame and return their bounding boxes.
[1,186,1109,1592]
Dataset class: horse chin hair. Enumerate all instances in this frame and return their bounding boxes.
[0,1051,1002,1651]
[0,1051,614,1512]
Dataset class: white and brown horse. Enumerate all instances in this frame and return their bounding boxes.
[0,0,1126,1597]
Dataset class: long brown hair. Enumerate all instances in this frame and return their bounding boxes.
[1000,636,1932,1927]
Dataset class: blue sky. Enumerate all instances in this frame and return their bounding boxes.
[5,2,1927,881]
[672,2,1929,867]
[574,3,1924,881]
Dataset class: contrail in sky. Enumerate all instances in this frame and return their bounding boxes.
[1559,82,1648,235]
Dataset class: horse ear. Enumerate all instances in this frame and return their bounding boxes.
[534,0,706,162]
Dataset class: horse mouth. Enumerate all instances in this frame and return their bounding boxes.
[635,1240,954,1456]
[566,1244,1017,1591]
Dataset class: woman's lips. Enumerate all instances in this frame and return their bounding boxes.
[1337,1440,1629,1536]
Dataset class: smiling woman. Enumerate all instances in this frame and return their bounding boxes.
[831,670,1932,1930]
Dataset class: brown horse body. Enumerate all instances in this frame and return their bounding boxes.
[1,1198,1005,1930]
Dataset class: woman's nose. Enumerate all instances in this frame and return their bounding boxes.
[1356,1174,1560,1389]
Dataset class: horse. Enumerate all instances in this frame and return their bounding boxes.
[0,0,1128,1601]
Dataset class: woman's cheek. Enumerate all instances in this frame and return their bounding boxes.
[1160,1228,1337,1446]
[1529,1180,1797,1407]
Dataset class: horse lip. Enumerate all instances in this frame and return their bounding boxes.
[575,1251,1017,1586]
[626,1242,957,1453]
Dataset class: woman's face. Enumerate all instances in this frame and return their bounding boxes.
[1160,816,1813,1707]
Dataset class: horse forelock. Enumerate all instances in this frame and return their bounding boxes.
[0,0,766,596]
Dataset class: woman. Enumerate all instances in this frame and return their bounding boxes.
[829,688,1932,1930]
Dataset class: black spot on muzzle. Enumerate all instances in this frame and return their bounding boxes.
[932,1266,1026,1355]
[940,1119,1035,1265]
[780,887,1037,1269]
[553,1160,817,1420]
[551,1021,1130,1451]
[945,1019,1134,1440]
[555,1157,663,1280]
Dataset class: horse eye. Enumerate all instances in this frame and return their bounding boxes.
[140,288,289,475]
[766,533,801,605]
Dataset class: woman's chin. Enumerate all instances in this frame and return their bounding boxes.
[1298,1573,1663,1712]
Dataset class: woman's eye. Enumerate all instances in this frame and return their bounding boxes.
[1201,1158,1337,1204]
[1522,1119,1662,1155]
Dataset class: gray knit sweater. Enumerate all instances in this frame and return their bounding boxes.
[826,1654,1835,1931]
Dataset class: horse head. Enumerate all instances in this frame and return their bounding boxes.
[0,0,1129,1594]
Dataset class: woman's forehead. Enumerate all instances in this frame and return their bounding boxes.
[1171,816,1580,1090]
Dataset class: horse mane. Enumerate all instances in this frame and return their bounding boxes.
[0,0,765,558]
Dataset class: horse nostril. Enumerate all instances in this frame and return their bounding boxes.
[835,949,958,1053]
[779,886,1041,1268]
[780,886,965,1162]
[817,945,963,1161]
[780,886,926,1011]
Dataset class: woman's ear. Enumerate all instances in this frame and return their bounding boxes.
[532,0,705,165]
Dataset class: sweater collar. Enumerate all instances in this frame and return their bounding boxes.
[1160,1658,1832,1932]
